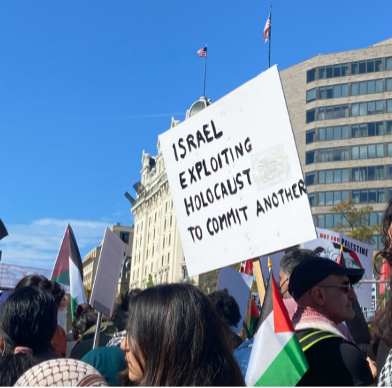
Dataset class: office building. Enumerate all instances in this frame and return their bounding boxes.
[280,37,392,249]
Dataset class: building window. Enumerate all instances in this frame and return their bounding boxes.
[306,130,316,144]
[305,172,315,186]
[306,109,316,123]
[387,99,392,113]
[386,57,392,70]
[306,151,315,165]
[308,194,315,207]
[306,89,316,102]
[307,68,316,83]
[308,121,389,142]
[183,266,189,281]
[119,232,130,244]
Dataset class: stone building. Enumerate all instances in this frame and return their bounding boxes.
[280,37,392,249]
[82,223,133,296]
[129,97,210,289]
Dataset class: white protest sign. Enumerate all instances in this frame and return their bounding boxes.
[90,228,125,316]
[159,66,317,276]
[302,227,373,308]
[216,267,253,334]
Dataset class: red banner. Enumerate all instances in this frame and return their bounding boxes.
[0,263,51,289]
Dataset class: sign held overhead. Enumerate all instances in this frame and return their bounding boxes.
[159,66,316,276]
[90,228,125,317]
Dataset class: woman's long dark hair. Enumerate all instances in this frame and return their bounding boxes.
[371,198,392,357]
[0,287,58,385]
[125,283,245,386]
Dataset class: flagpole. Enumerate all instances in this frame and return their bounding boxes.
[203,44,208,97]
[268,6,272,69]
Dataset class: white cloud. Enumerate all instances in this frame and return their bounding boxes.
[0,218,111,269]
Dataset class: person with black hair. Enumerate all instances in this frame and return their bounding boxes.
[208,288,242,350]
[120,283,245,386]
[107,288,142,348]
[0,287,58,386]
[15,274,66,306]
[70,306,115,360]
[370,197,392,385]
[15,274,68,357]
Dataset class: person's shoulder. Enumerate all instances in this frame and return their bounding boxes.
[339,339,371,363]
[82,345,125,363]
[296,330,351,363]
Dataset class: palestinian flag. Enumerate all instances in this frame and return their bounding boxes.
[245,269,308,386]
[349,251,362,269]
[333,242,362,269]
[51,224,87,321]
[240,260,259,337]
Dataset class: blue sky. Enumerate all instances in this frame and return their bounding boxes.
[1,0,391,269]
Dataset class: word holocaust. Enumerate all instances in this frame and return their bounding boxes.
[187,178,308,242]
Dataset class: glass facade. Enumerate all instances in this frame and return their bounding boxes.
[310,188,389,207]
[306,78,391,103]
[306,122,392,144]
[306,99,392,123]
[306,142,392,165]
[306,56,391,83]
[313,210,384,231]
[304,55,392,253]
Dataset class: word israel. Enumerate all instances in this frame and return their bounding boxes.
[172,121,253,189]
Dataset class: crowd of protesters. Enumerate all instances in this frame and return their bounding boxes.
[1,199,392,386]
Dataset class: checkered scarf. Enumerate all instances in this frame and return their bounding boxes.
[106,330,126,347]
[379,350,392,386]
[14,359,108,386]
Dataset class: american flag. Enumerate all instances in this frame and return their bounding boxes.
[197,47,207,57]
[263,13,271,43]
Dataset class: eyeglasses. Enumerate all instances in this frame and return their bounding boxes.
[319,283,353,293]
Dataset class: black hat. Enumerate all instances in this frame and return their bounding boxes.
[288,257,365,300]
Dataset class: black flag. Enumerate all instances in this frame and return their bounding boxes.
[0,219,8,241]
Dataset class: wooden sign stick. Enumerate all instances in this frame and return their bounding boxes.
[252,258,266,305]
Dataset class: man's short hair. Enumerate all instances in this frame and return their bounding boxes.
[280,249,316,277]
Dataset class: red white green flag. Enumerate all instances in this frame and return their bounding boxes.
[51,224,87,321]
[245,270,308,386]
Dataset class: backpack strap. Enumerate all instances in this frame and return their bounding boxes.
[298,329,340,352]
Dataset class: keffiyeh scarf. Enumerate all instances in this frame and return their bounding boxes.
[290,305,348,340]
[106,330,126,347]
